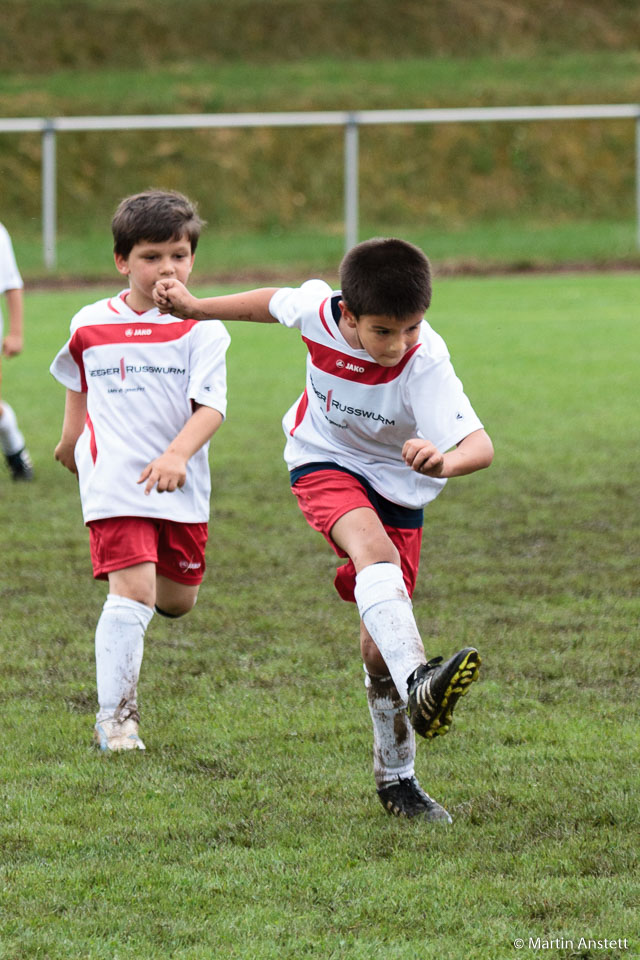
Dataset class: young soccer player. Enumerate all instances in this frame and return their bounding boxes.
[51,190,230,752]
[0,222,33,481]
[154,238,494,822]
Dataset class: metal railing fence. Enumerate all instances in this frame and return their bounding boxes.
[1,103,639,268]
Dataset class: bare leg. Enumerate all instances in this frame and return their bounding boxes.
[155,574,199,618]
[330,506,400,572]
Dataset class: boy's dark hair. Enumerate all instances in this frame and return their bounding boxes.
[339,237,432,318]
[112,190,204,257]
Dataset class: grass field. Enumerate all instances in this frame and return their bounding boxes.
[0,272,638,959]
[12,218,640,284]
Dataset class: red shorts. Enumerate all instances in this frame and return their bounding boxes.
[291,469,423,603]
[88,516,208,585]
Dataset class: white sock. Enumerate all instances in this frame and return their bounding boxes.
[365,669,416,788]
[95,594,154,722]
[354,562,425,702]
[0,402,25,456]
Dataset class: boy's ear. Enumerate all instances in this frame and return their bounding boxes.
[339,300,358,328]
[114,252,130,276]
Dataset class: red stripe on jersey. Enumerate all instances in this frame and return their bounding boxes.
[69,319,198,389]
[108,293,143,315]
[86,413,97,464]
[319,297,337,340]
[290,388,309,436]
[72,344,90,392]
[302,336,421,384]
[70,318,199,355]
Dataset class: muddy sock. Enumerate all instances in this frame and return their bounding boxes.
[95,594,153,722]
[365,669,416,788]
[354,562,425,701]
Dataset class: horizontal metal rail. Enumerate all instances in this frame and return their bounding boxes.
[1,104,639,267]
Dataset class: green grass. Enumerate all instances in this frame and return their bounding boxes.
[11,218,640,285]
[1,274,639,958]
[3,52,639,114]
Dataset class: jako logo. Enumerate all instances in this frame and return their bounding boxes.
[125,328,152,337]
[335,359,365,373]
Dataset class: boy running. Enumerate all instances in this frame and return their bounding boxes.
[0,222,33,481]
[51,191,230,752]
[154,238,493,821]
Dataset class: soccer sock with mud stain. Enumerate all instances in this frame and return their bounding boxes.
[94,594,154,722]
[364,670,416,788]
[354,562,426,702]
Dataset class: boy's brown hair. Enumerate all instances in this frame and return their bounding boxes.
[112,190,204,258]
[339,237,432,318]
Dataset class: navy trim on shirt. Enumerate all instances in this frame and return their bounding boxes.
[330,293,342,324]
[290,461,424,529]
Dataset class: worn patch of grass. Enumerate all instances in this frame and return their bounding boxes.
[0,274,638,958]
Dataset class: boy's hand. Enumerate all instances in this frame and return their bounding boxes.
[54,440,78,475]
[2,332,23,357]
[138,452,188,495]
[153,279,196,318]
[402,438,445,477]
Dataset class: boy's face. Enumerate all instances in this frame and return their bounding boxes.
[114,235,195,312]
[339,304,423,366]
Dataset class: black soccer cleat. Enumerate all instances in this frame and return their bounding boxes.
[407,646,480,740]
[5,447,33,481]
[377,776,452,822]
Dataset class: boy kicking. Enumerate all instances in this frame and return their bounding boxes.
[154,238,493,821]
[51,190,230,752]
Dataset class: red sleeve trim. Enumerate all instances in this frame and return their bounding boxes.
[290,389,309,436]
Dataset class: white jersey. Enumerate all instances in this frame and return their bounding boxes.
[0,223,23,338]
[50,291,230,524]
[269,280,484,510]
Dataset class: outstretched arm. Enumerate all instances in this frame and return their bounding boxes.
[54,388,87,474]
[402,428,494,479]
[137,403,224,495]
[154,279,279,324]
[2,288,24,357]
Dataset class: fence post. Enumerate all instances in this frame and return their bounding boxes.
[637,115,640,250]
[344,114,359,252]
[42,121,57,270]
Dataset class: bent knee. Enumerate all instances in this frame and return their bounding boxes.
[154,582,199,619]
[154,597,197,619]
